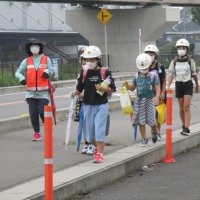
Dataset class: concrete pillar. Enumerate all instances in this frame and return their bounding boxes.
[65,6,180,72]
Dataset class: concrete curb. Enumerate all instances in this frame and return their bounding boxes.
[0,99,121,134]
[0,75,133,95]
[0,124,200,200]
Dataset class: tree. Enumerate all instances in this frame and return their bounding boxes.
[191,7,200,25]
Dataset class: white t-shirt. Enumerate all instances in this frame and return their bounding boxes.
[168,58,196,82]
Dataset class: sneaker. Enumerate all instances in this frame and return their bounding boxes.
[181,127,190,136]
[32,133,42,141]
[180,125,185,135]
[81,145,89,154]
[94,153,104,163]
[87,144,95,155]
[158,133,162,141]
[152,133,158,143]
[140,139,148,147]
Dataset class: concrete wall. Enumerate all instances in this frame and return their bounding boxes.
[65,7,180,72]
[0,1,73,31]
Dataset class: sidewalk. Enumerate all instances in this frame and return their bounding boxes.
[0,121,200,200]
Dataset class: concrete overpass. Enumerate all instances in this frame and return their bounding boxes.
[65,6,180,71]
[5,0,200,6]
[2,0,184,71]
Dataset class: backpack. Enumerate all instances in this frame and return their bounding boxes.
[82,67,112,98]
[173,56,192,78]
[82,67,108,82]
[135,71,159,98]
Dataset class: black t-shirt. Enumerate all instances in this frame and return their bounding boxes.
[149,62,166,92]
[76,68,116,105]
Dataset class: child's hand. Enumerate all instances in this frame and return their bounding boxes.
[122,81,128,89]
[95,84,102,91]
[152,96,159,105]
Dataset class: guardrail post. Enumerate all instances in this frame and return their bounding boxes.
[162,89,176,163]
[44,105,53,200]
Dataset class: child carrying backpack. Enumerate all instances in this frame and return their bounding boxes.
[72,45,116,163]
[124,53,160,147]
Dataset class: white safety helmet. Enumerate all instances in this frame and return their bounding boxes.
[136,53,152,70]
[176,38,190,48]
[79,46,88,58]
[82,46,102,59]
[144,44,159,55]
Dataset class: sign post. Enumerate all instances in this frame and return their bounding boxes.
[97,8,112,67]
[138,28,142,53]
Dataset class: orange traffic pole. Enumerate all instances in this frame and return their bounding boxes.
[44,106,53,200]
[162,89,176,163]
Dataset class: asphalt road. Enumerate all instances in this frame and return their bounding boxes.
[80,145,200,200]
[0,79,128,119]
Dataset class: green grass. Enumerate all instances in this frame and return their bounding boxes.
[0,72,20,87]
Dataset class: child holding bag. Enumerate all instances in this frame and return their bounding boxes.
[124,53,160,147]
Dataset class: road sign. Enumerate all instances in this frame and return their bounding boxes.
[96,8,112,25]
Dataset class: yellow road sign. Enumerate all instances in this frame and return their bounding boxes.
[96,8,112,25]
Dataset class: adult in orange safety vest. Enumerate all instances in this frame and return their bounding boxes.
[15,38,54,141]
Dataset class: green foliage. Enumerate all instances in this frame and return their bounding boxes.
[0,72,19,87]
[191,7,200,25]
[0,61,82,87]
[159,42,177,55]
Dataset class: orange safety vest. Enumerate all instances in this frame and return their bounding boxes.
[26,55,49,91]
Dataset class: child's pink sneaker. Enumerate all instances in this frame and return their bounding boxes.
[32,133,42,141]
[94,153,104,163]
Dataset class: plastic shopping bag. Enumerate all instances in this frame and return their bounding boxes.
[120,86,133,114]
[156,103,166,125]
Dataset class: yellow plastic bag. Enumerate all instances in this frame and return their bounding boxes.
[156,103,166,125]
[120,86,133,114]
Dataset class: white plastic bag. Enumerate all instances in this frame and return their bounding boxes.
[120,86,133,114]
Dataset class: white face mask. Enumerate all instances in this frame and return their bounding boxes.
[178,49,186,57]
[140,69,149,74]
[86,61,97,70]
[30,45,40,55]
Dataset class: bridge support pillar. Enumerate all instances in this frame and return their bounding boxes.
[65,6,180,71]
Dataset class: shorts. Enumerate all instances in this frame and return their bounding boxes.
[175,80,193,98]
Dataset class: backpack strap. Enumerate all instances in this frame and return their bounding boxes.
[187,56,192,78]
[82,67,108,83]
[100,67,107,80]
[173,56,178,77]
[82,68,88,83]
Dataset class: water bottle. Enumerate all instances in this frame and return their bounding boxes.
[96,76,111,96]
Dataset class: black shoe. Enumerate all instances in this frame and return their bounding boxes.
[152,133,158,143]
[180,127,190,136]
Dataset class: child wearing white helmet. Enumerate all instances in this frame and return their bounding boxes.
[167,38,199,136]
[124,53,160,147]
[72,45,116,163]
[144,44,166,140]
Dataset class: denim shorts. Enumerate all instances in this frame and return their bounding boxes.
[83,104,109,143]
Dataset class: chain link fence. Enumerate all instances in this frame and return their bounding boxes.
[0,54,109,87]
